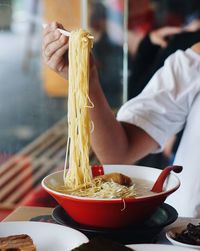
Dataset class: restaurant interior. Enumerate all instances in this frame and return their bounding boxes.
[0,0,200,249]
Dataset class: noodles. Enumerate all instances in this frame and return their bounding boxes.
[53,177,137,199]
[62,29,137,199]
[63,29,93,189]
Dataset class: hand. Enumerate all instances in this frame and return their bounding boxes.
[149,26,181,48]
[42,22,68,79]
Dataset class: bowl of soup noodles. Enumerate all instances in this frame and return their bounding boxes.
[42,164,180,229]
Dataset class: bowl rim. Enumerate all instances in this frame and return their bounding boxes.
[42,165,180,202]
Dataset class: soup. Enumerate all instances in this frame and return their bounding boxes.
[50,174,156,199]
[132,178,155,197]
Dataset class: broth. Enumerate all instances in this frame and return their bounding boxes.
[51,176,158,199]
[132,178,155,197]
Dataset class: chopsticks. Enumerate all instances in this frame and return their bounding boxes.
[43,24,94,40]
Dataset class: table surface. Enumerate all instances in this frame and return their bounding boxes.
[3,206,53,222]
[2,206,200,245]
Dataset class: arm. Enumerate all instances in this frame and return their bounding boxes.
[42,22,158,164]
[149,27,181,48]
[43,23,197,165]
[89,67,158,164]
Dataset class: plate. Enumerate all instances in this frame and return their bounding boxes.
[0,221,88,251]
[52,203,178,244]
[127,244,196,251]
[166,222,200,250]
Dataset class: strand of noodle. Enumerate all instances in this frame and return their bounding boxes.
[90,121,94,133]
[84,94,94,108]
[63,136,70,184]
[121,199,126,211]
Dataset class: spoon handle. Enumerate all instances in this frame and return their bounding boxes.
[151,165,183,193]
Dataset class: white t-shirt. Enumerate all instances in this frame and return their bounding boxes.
[117,48,200,217]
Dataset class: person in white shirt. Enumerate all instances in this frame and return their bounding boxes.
[42,22,200,217]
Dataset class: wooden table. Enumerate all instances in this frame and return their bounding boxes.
[3,206,53,222]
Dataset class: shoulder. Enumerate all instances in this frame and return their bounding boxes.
[191,42,200,54]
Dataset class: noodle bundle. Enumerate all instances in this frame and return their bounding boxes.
[62,29,136,199]
[64,29,93,189]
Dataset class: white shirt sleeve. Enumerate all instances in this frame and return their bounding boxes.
[117,49,200,152]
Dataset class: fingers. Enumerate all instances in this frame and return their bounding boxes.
[43,31,61,55]
[56,58,65,72]
[43,21,68,53]
[44,34,68,59]
[46,43,68,72]
[42,21,68,72]
[43,21,64,37]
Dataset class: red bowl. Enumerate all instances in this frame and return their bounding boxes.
[42,165,180,229]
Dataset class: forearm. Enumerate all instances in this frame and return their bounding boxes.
[88,66,158,164]
[89,68,130,164]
